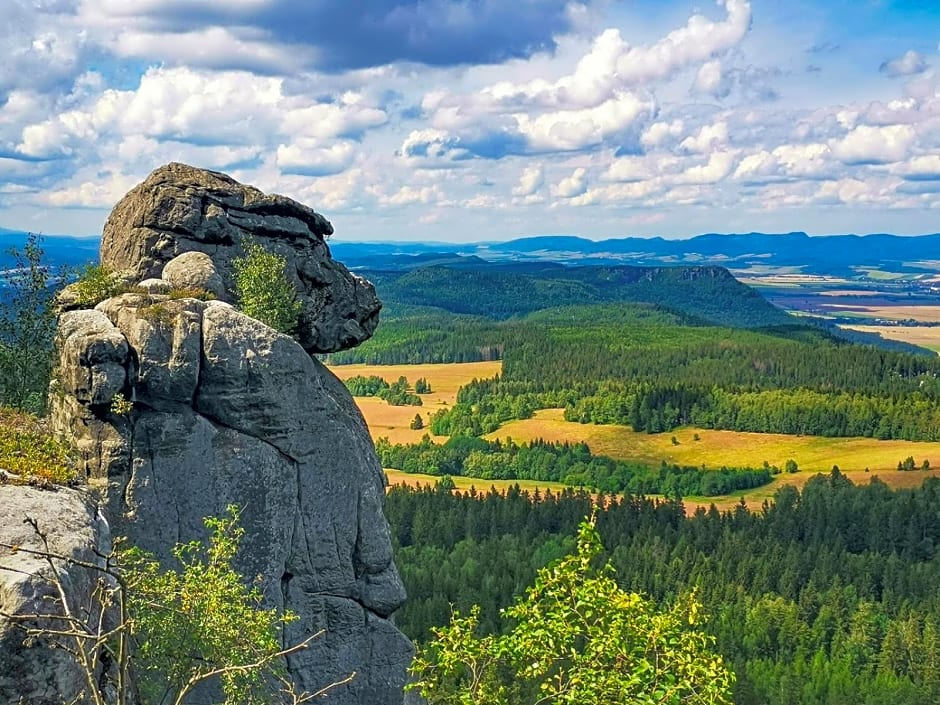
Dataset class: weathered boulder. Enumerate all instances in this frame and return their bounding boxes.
[161,251,226,299]
[0,486,113,705]
[49,294,412,704]
[99,162,381,353]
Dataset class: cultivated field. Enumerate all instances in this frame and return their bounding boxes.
[840,324,940,353]
[734,273,850,288]
[489,408,940,473]
[328,361,500,443]
[824,304,940,323]
[332,362,940,512]
[489,409,940,512]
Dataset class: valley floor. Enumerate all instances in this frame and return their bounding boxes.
[329,361,940,512]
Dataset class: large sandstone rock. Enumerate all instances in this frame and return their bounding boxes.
[2,166,411,703]
[48,295,412,704]
[0,486,114,705]
[99,162,381,354]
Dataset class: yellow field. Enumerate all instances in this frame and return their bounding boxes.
[489,409,940,472]
[328,361,500,443]
[824,304,940,323]
[386,466,940,516]
[384,468,576,496]
[735,274,849,287]
[840,324,940,353]
[332,362,940,512]
[818,290,881,297]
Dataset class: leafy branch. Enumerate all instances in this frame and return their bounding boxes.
[1,506,350,704]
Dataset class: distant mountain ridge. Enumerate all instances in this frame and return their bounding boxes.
[1,227,934,353]
[5,229,939,275]
[331,231,940,275]
[364,261,797,329]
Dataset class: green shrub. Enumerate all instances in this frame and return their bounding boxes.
[409,517,734,704]
[121,506,305,704]
[138,303,176,326]
[232,242,302,335]
[1,505,345,705]
[71,263,133,308]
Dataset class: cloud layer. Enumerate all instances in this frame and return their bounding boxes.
[2,0,939,240]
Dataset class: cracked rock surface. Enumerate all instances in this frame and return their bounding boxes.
[49,295,412,704]
[0,486,113,705]
[98,162,381,354]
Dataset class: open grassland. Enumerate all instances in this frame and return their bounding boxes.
[386,467,940,517]
[819,290,881,297]
[488,408,940,512]
[824,304,940,322]
[489,408,940,473]
[735,274,850,288]
[334,363,940,512]
[853,268,910,281]
[689,466,940,515]
[840,324,940,354]
[328,361,501,443]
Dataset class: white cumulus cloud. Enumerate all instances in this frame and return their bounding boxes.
[830,124,917,165]
[693,60,724,95]
[679,121,729,154]
[512,165,545,196]
[880,50,928,77]
[641,120,684,148]
[553,167,588,198]
[678,151,736,184]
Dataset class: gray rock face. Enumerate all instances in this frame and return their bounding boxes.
[99,162,381,354]
[49,292,412,703]
[161,251,226,299]
[0,486,113,705]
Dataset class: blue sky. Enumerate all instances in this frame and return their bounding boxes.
[1,0,938,242]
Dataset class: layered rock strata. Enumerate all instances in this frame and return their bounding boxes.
[97,162,381,354]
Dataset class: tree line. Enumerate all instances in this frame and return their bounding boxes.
[343,374,428,406]
[387,473,940,705]
[376,434,772,496]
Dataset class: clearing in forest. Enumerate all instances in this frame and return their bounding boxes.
[328,361,501,444]
[823,304,940,322]
[332,362,940,509]
[840,324,940,354]
[488,408,940,474]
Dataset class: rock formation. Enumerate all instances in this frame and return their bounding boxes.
[97,162,380,354]
[0,486,113,704]
[4,164,412,703]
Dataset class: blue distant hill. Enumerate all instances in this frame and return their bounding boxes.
[330,231,940,276]
[4,228,939,276]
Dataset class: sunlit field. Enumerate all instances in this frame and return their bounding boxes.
[824,304,940,323]
[840,324,940,354]
[328,361,500,443]
[489,409,940,474]
[334,362,940,512]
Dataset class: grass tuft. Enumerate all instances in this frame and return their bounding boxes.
[0,407,77,486]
